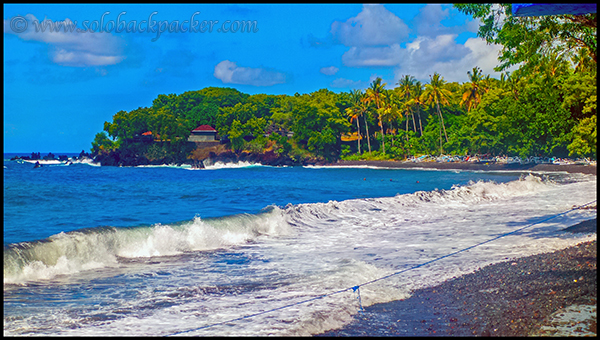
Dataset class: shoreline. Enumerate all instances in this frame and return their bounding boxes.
[316,221,597,337]
[330,160,597,175]
[7,152,597,176]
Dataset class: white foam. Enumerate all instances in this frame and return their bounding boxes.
[4,208,292,285]
[304,164,395,170]
[70,158,101,166]
[23,159,64,165]
[136,164,191,169]
[4,174,597,336]
[202,160,265,170]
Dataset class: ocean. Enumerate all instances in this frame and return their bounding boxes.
[3,154,597,336]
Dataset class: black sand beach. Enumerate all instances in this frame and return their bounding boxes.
[317,161,597,337]
[332,160,597,175]
[316,221,597,337]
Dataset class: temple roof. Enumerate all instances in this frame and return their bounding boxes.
[192,125,217,132]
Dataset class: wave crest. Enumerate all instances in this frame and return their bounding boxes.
[4,208,291,285]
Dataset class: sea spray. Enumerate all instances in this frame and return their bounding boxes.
[4,170,596,336]
[4,208,292,285]
[202,159,265,169]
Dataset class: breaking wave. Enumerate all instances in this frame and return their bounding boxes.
[1,174,568,286]
[4,208,291,285]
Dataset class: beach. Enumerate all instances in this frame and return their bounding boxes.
[331,160,597,175]
[316,160,596,337]
[316,222,597,337]
[4,158,596,336]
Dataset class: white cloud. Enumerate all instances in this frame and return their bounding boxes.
[4,14,125,67]
[330,77,365,89]
[214,60,288,87]
[327,4,509,84]
[330,4,409,47]
[393,37,506,84]
[414,4,451,37]
[413,5,480,37]
[320,66,339,76]
[342,44,404,67]
[407,35,470,64]
[50,47,123,67]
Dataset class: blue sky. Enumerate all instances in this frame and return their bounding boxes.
[3,3,504,153]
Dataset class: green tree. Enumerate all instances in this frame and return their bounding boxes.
[379,89,402,148]
[365,77,387,154]
[228,119,246,152]
[103,108,151,145]
[460,66,484,112]
[290,89,350,160]
[91,131,116,155]
[454,4,597,71]
[406,80,425,136]
[568,115,596,158]
[345,89,365,154]
[396,75,417,139]
[421,73,451,155]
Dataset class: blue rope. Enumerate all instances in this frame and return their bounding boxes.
[167,199,596,336]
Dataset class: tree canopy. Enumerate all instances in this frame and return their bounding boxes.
[454,4,596,71]
[92,6,596,164]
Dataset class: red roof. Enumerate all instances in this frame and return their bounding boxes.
[142,131,153,136]
[192,125,217,132]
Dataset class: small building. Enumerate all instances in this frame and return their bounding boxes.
[188,125,218,142]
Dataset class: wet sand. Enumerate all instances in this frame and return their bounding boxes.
[331,160,597,175]
[316,221,597,337]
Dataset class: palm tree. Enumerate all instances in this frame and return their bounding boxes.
[365,77,387,154]
[460,66,483,112]
[396,75,416,141]
[571,47,593,73]
[500,71,521,101]
[345,89,365,154]
[407,81,424,136]
[421,72,451,155]
[379,89,401,148]
[359,93,373,154]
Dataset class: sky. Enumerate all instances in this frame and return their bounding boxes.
[3,3,506,153]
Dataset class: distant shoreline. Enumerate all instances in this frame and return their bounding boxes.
[5,152,597,176]
[328,160,597,175]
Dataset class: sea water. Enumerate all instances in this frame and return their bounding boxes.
[3,154,597,336]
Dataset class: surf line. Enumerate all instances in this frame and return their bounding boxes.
[167,199,597,336]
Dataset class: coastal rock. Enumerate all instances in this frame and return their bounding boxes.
[202,149,306,167]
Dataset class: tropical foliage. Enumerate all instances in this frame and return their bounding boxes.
[92,5,596,163]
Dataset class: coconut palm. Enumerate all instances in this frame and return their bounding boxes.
[345,89,366,154]
[571,47,594,73]
[365,77,387,154]
[460,67,484,112]
[396,75,416,140]
[359,93,373,154]
[421,72,451,155]
[379,89,401,147]
[500,71,521,101]
[407,80,424,136]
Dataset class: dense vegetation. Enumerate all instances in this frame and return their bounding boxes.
[92,4,596,165]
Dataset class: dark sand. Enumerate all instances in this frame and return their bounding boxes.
[316,221,597,337]
[315,160,596,337]
[331,160,597,175]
